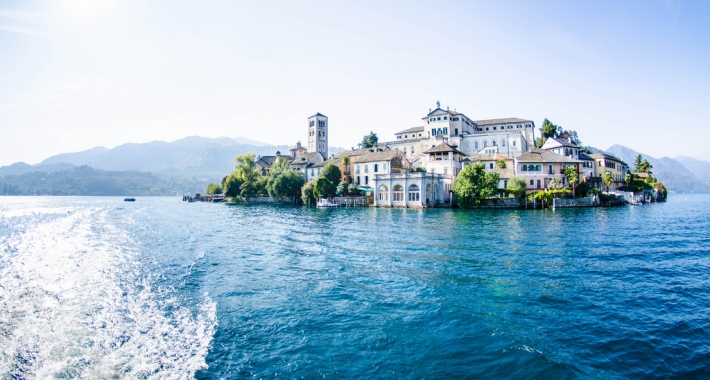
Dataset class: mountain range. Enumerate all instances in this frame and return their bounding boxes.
[0,137,708,194]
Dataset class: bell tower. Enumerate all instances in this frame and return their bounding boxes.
[307,112,328,158]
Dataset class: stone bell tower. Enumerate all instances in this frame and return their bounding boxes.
[307,112,328,158]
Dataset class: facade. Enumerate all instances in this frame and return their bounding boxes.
[514,148,582,193]
[289,141,308,158]
[289,151,325,182]
[382,105,536,166]
[307,113,328,158]
[373,172,447,208]
[352,149,410,187]
[589,153,630,190]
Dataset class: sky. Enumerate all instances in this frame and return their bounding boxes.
[1,0,709,166]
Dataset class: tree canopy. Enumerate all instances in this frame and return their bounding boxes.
[506,176,527,200]
[452,162,500,208]
[234,153,261,196]
[361,132,378,148]
[602,172,614,192]
[265,157,305,199]
[563,166,579,196]
[540,119,558,140]
[634,154,653,174]
[205,183,223,195]
[320,163,342,185]
[223,173,243,198]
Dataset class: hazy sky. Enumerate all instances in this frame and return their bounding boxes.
[1,0,709,166]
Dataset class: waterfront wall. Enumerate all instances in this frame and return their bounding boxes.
[553,197,598,208]
[477,198,522,208]
[246,196,297,205]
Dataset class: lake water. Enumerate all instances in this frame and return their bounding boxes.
[1,195,709,378]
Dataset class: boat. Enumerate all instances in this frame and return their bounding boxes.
[124,198,136,202]
[317,198,338,208]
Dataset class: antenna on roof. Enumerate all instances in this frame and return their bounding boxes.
[436,100,440,108]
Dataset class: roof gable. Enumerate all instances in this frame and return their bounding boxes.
[423,143,465,155]
[516,148,581,163]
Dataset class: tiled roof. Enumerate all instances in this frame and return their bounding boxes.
[352,150,401,163]
[309,112,327,118]
[312,158,339,168]
[473,118,531,126]
[333,147,387,159]
[255,155,294,168]
[467,153,513,161]
[290,152,320,164]
[395,126,425,135]
[589,153,626,164]
[423,143,465,155]
[516,148,581,163]
[494,168,516,179]
[578,152,594,161]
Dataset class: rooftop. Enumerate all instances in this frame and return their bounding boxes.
[352,150,401,163]
[309,112,327,118]
[516,148,581,163]
[394,126,425,135]
[423,143,465,155]
[473,118,532,126]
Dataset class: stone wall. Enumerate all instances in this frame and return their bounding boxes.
[553,197,598,208]
[246,196,297,205]
[477,198,522,208]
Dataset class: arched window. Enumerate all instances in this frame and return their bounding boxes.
[378,185,389,201]
[464,141,470,152]
[483,140,488,148]
[522,164,528,171]
[474,141,479,150]
[536,165,542,171]
[393,185,404,201]
[501,139,506,147]
[408,184,420,201]
[492,140,497,146]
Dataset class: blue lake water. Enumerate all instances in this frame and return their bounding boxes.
[1,195,709,378]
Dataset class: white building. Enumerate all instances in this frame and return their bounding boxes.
[307,112,328,158]
[373,172,448,208]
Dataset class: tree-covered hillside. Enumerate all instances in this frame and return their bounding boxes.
[0,166,209,196]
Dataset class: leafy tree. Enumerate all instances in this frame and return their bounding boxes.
[506,176,527,201]
[534,137,545,148]
[205,183,223,195]
[602,171,614,193]
[337,180,350,195]
[540,119,558,140]
[320,163,342,185]
[655,182,667,202]
[576,181,591,197]
[624,172,633,186]
[548,178,565,190]
[223,173,243,198]
[452,162,500,208]
[564,166,579,197]
[234,153,261,197]
[313,176,336,199]
[361,132,378,148]
[347,183,360,195]
[564,130,582,146]
[496,159,507,169]
[634,154,643,172]
[301,181,316,205]
[266,157,305,199]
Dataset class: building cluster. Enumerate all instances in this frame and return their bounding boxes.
[254,104,630,208]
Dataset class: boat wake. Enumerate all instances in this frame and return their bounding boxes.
[0,207,217,379]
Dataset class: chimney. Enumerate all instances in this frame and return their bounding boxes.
[563,132,570,142]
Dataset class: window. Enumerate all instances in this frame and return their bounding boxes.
[537,180,541,189]
[493,127,497,130]
[408,184,420,201]
[486,127,489,131]
[444,168,448,175]
[383,163,387,171]
[310,121,314,126]
[365,176,369,185]
[404,135,407,138]
[548,164,553,174]
[393,185,404,201]
[536,165,542,171]
[357,176,360,184]
[501,139,506,147]
[475,141,479,150]
[411,147,414,154]
[455,128,458,136]
[443,127,448,135]
[453,117,459,121]
[513,140,516,147]
[522,164,527,171]
[483,140,488,148]
[378,185,389,201]
[444,116,448,120]
[492,140,497,146]
[489,163,493,169]
[374,164,378,172]
[418,134,422,137]
[437,117,441,120]
[530,179,534,185]
[432,128,436,136]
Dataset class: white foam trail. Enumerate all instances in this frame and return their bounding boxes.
[0,207,216,379]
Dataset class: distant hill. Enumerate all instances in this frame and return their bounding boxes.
[0,162,76,177]
[34,136,344,180]
[675,156,710,183]
[606,144,710,193]
[0,166,208,196]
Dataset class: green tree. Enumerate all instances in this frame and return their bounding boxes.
[624,172,633,186]
[634,154,643,172]
[496,159,507,169]
[347,183,360,195]
[313,176,336,199]
[234,153,260,197]
[341,155,350,176]
[564,166,579,197]
[320,163,342,185]
[540,119,558,140]
[602,171,614,193]
[534,137,545,148]
[337,180,350,195]
[205,183,223,195]
[223,173,243,198]
[506,176,527,201]
[265,157,305,199]
[452,162,500,208]
[361,132,378,148]
[576,181,591,197]
[301,181,316,205]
